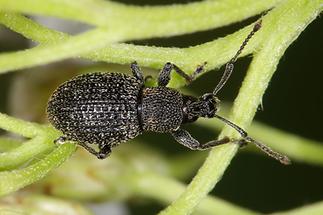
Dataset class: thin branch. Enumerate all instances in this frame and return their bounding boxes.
[270,201,323,215]
[0,0,282,33]
[0,13,263,88]
[0,113,44,138]
[0,143,76,196]
[0,136,55,170]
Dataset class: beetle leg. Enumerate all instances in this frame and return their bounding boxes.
[158,62,174,86]
[199,137,232,149]
[172,62,207,83]
[55,136,111,159]
[158,62,206,87]
[97,144,112,159]
[130,61,144,84]
[213,114,291,164]
[170,128,230,150]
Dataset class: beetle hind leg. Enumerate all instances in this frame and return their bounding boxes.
[54,136,111,159]
[76,141,111,159]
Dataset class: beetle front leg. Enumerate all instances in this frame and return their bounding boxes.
[172,62,206,83]
[130,61,144,85]
[158,62,206,87]
[170,128,231,150]
[158,62,174,86]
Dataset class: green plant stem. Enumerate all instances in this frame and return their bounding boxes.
[0,0,109,26]
[0,0,283,75]
[271,201,323,215]
[130,173,258,215]
[0,114,74,195]
[0,113,44,138]
[0,13,67,44]
[0,143,75,196]
[0,136,55,170]
[0,137,22,152]
[0,13,263,88]
[159,1,323,214]
[0,0,282,33]
[0,27,126,73]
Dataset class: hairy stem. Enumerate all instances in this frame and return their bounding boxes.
[0,143,75,196]
[0,0,282,32]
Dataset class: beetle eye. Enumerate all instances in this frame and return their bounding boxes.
[201,93,213,101]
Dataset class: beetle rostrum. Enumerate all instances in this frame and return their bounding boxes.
[47,20,290,164]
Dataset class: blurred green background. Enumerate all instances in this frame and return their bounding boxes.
[0,0,322,214]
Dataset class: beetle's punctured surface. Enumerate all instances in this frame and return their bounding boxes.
[47,20,291,164]
[141,87,183,132]
[47,73,142,149]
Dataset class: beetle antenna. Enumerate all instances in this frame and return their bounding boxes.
[213,19,262,96]
[214,114,291,165]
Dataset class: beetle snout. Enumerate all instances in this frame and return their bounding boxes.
[200,93,220,118]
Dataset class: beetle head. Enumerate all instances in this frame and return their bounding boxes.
[197,93,220,118]
[183,93,220,123]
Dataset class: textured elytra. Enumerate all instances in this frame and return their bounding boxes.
[141,87,183,132]
[47,72,142,147]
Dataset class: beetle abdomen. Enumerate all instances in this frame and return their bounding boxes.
[47,73,142,146]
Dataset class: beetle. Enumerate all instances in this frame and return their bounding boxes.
[47,20,290,164]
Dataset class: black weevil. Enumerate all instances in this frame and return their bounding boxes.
[47,20,290,164]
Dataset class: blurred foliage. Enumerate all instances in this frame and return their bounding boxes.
[0,192,93,215]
